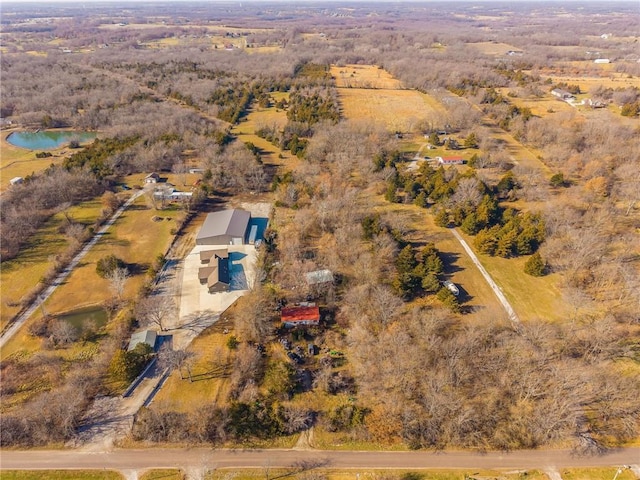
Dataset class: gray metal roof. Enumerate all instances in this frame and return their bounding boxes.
[305,269,334,285]
[128,330,157,351]
[196,209,251,242]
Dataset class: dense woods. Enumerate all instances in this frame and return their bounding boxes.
[1,0,639,452]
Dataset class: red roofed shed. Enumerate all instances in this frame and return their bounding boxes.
[281,306,320,328]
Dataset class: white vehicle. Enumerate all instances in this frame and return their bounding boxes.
[443,280,459,296]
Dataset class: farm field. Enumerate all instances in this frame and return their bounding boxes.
[331,64,404,89]
[231,93,296,166]
[1,472,123,480]
[466,41,522,56]
[536,72,640,92]
[337,88,446,132]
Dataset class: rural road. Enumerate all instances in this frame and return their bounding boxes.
[1,447,639,472]
[0,189,144,349]
[450,227,520,323]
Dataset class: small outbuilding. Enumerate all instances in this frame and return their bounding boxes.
[128,330,157,351]
[281,305,321,328]
[305,269,334,286]
[10,177,24,186]
[196,209,251,246]
[145,172,160,184]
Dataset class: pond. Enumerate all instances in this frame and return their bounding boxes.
[6,130,97,150]
[57,306,108,333]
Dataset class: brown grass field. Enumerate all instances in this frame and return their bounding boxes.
[337,89,446,133]
[210,469,549,480]
[331,64,404,89]
[537,72,640,92]
[0,199,104,331]
[466,41,522,56]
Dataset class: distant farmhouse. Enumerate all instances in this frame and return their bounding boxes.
[436,156,465,166]
[145,172,160,184]
[551,89,576,101]
[281,305,321,328]
[196,209,251,246]
[9,176,24,186]
[198,248,230,293]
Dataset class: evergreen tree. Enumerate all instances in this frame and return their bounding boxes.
[524,252,546,276]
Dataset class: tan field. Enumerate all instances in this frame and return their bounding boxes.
[331,64,404,89]
[338,88,446,132]
[466,41,522,56]
[537,72,640,91]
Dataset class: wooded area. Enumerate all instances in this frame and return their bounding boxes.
[1,0,638,452]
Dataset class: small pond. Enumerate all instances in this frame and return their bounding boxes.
[57,306,108,332]
[6,130,97,150]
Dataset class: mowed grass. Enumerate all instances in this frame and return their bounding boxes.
[378,201,506,322]
[466,239,569,322]
[330,64,404,89]
[0,198,104,331]
[496,88,576,117]
[151,315,234,413]
[1,471,123,480]
[338,89,446,132]
[561,467,637,480]
[210,470,548,480]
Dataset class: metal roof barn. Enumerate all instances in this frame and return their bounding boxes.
[196,209,251,246]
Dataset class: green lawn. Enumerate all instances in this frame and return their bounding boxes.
[1,471,123,480]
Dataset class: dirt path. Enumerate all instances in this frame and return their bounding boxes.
[450,227,520,323]
[0,190,144,349]
[2,446,639,472]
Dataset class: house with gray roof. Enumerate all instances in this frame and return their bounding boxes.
[196,209,251,245]
[198,248,230,293]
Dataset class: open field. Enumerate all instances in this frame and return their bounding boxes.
[231,93,296,166]
[0,198,104,331]
[466,41,522,56]
[338,89,446,133]
[497,88,576,117]
[373,200,507,322]
[536,73,640,92]
[331,64,404,89]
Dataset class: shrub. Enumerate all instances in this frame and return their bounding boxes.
[96,254,126,278]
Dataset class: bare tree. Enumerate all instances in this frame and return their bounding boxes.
[136,296,175,331]
[105,267,129,303]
